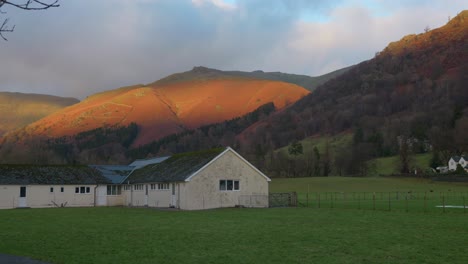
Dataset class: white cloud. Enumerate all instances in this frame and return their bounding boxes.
[0,0,465,98]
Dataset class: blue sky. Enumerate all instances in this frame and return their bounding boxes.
[0,0,466,98]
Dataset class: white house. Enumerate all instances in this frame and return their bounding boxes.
[121,147,270,210]
[0,147,271,210]
[448,156,468,172]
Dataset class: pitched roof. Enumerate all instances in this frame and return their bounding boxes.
[126,148,225,183]
[0,165,111,185]
[128,156,170,169]
[89,165,135,184]
[451,156,468,162]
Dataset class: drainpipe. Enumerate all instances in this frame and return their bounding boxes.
[93,185,98,207]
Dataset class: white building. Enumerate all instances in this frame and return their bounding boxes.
[0,147,270,210]
[448,156,468,172]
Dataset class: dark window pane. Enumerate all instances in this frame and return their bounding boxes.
[20,187,26,197]
[227,180,233,191]
[80,187,85,194]
[61,187,64,192]
[117,186,122,195]
[50,187,54,193]
[219,180,226,191]
[86,187,90,193]
[107,185,112,195]
[75,187,79,193]
[234,181,239,190]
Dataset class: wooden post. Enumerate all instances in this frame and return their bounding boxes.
[388,192,391,211]
[358,193,361,210]
[464,196,466,214]
[373,192,376,210]
[405,193,408,213]
[424,192,427,213]
[442,194,445,213]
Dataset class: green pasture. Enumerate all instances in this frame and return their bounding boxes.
[276,133,352,158]
[270,176,468,213]
[1,207,468,264]
[370,153,432,175]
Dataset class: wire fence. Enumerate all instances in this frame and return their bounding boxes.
[292,191,468,214]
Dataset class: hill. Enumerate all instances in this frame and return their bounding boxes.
[151,65,352,91]
[0,76,309,163]
[238,10,468,176]
[0,92,78,137]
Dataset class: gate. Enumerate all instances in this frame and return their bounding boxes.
[269,192,297,207]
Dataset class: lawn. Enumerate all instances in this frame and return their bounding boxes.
[1,207,468,264]
[370,153,433,175]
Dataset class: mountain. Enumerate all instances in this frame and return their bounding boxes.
[0,92,79,137]
[237,10,468,175]
[4,77,309,149]
[151,65,352,91]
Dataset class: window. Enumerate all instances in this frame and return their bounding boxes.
[150,184,156,190]
[107,185,122,195]
[20,186,26,198]
[158,183,169,190]
[50,187,54,193]
[123,185,131,191]
[134,184,144,191]
[219,180,240,191]
[75,186,91,194]
[61,187,64,193]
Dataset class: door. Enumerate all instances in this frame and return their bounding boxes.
[96,186,106,206]
[171,183,177,208]
[18,186,27,207]
[144,185,148,206]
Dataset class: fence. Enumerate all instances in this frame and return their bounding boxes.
[295,191,468,214]
[269,192,298,207]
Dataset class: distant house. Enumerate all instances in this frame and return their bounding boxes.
[0,147,270,210]
[448,156,468,172]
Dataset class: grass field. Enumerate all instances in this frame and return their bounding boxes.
[370,153,433,175]
[270,176,468,213]
[1,177,468,263]
[276,133,352,159]
[1,207,468,264]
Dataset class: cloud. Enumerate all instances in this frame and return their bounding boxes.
[0,0,465,98]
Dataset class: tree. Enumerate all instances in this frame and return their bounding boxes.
[0,0,59,41]
[399,136,412,173]
[288,140,303,157]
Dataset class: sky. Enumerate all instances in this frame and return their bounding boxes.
[0,0,466,99]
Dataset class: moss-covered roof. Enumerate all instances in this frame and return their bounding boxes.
[126,148,225,183]
[0,165,111,185]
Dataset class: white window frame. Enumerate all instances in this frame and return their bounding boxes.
[75,186,91,194]
[219,180,240,191]
[107,185,122,196]
[134,184,144,191]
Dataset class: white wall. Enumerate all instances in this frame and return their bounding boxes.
[179,150,269,210]
[0,185,97,209]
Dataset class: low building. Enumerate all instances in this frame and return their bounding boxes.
[122,147,271,210]
[0,147,271,210]
[0,165,111,209]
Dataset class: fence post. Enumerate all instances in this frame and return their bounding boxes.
[464,196,466,214]
[442,194,445,213]
[358,193,361,210]
[388,192,391,211]
[373,192,376,210]
[331,192,334,209]
[318,193,321,209]
[424,192,427,213]
[405,193,408,213]
[306,193,309,208]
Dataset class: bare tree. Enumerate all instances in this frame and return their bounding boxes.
[0,0,59,41]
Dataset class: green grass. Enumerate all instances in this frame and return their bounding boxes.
[370,153,433,175]
[1,207,468,264]
[276,133,352,159]
[270,176,468,213]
